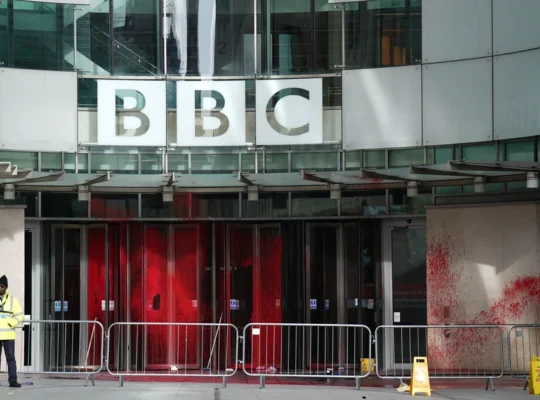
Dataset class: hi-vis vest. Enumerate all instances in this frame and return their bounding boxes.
[0,291,23,340]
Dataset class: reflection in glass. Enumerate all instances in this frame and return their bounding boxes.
[391,228,427,363]
[75,0,110,74]
[13,1,73,70]
[345,0,421,69]
[113,0,161,75]
[0,2,8,65]
[166,0,255,76]
[291,192,338,217]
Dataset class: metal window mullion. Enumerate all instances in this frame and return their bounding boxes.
[138,193,142,218]
[138,153,142,174]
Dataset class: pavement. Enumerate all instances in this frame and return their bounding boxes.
[0,377,534,400]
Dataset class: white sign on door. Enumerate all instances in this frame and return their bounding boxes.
[176,81,246,146]
[255,78,323,145]
[98,80,166,146]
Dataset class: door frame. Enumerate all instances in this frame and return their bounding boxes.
[305,222,344,325]
[305,222,345,367]
[22,222,42,372]
[381,218,426,371]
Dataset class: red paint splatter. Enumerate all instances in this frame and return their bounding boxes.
[426,235,463,324]
[426,234,540,372]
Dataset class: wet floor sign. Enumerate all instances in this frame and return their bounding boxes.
[410,357,431,396]
[530,356,540,395]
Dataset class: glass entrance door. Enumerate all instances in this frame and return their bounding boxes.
[49,224,86,371]
[22,223,41,373]
[306,224,340,366]
[382,220,427,370]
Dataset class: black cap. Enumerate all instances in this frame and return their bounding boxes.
[0,275,7,288]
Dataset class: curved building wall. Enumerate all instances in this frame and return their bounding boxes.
[343,0,540,150]
[0,0,539,160]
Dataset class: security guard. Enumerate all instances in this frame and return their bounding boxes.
[0,275,23,388]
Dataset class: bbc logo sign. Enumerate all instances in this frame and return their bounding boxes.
[97,79,323,147]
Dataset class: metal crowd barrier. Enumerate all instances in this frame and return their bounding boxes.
[0,320,105,387]
[106,322,239,387]
[374,325,504,390]
[242,323,373,389]
[508,324,540,390]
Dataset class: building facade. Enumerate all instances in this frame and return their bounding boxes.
[0,0,539,372]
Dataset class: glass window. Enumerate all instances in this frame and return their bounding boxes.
[41,153,63,171]
[434,147,453,164]
[191,153,239,174]
[78,79,98,108]
[168,153,189,173]
[291,191,338,217]
[141,193,190,218]
[192,194,239,218]
[20,192,38,217]
[0,151,38,170]
[0,1,8,66]
[390,189,431,215]
[242,193,289,218]
[113,0,161,75]
[167,0,255,76]
[363,150,385,168]
[314,0,343,72]
[141,154,162,174]
[13,1,74,71]
[461,143,496,162]
[91,194,138,218]
[75,1,110,74]
[65,153,89,173]
[505,141,534,162]
[341,190,386,216]
[389,148,424,168]
[240,153,263,173]
[265,153,289,173]
[292,152,338,172]
[90,153,138,174]
[266,0,312,75]
[41,193,88,218]
[345,0,421,69]
[345,151,362,170]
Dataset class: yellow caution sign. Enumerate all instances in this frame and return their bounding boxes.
[530,356,540,395]
[360,358,375,375]
[410,357,431,397]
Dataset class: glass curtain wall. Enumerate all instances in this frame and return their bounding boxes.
[345,0,421,69]
[1,0,421,74]
[165,0,255,76]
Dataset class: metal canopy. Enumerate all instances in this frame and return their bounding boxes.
[0,161,535,194]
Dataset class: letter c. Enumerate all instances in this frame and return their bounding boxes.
[266,88,310,136]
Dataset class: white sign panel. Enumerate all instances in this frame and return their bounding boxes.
[176,81,246,146]
[0,68,78,152]
[98,80,166,146]
[256,78,323,145]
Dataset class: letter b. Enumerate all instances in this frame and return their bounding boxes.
[115,89,150,137]
[194,90,230,137]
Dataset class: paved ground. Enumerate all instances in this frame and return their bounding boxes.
[0,378,533,400]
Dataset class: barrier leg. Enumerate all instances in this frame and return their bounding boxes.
[222,376,227,389]
[260,376,265,389]
[355,377,360,390]
[485,378,495,391]
[119,376,124,387]
[524,377,529,391]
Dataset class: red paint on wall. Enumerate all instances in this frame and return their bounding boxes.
[426,233,540,371]
[426,235,463,324]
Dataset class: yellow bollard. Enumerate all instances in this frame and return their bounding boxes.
[410,357,431,397]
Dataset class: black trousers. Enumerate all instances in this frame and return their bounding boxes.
[0,340,17,383]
